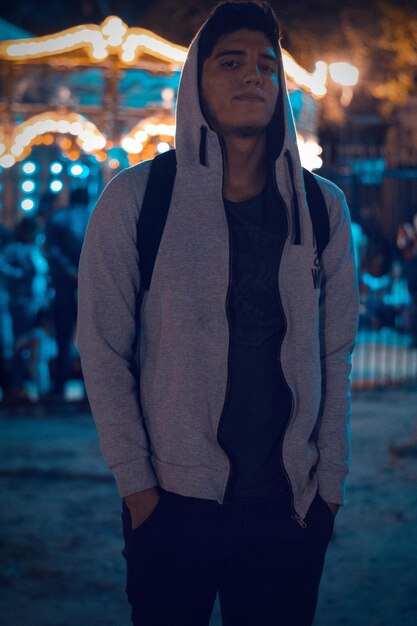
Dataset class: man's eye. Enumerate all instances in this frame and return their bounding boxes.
[261,65,275,73]
[222,60,239,69]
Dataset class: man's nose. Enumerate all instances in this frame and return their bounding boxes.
[242,66,262,85]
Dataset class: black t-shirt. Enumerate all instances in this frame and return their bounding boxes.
[219,179,292,503]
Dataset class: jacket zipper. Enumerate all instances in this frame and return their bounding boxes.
[216,166,308,522]
[272,167,307,529]
[284,149,301,246]
[216,200,234,503]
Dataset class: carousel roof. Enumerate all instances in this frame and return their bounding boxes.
[0,16,327,94]
[0,17,326,171]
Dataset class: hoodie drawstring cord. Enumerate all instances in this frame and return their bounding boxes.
[199,126,208,166]
[284,150,301,246]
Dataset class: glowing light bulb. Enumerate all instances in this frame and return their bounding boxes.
[329,62,359,87]
[311,61,328,97]
[283,53,327,97]
[157,142,170,154]
[102,17,127,47]
[21,198,35,211]
[50,162,63,175]
[134,130,148,143]
[22,180,36,193]
[69,122,83,136]
[121,136,143,154]
[22,161,36,174]
[297,136,323,171]
[56,120,71,134]
[50,179,63,193]
[144,123,175,137]
[0,155,16,168]
[11,144,24,157]
[70,164,83,176]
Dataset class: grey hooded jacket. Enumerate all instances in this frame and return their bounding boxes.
[77,25,359,521]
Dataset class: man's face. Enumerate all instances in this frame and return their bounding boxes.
[201,29,279,138]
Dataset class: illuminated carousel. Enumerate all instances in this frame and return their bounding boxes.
[0,16,330,225]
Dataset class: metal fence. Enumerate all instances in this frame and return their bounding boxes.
[320,155,417,390]
[352,327,417,390]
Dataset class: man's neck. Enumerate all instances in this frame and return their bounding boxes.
[221,133,269,202]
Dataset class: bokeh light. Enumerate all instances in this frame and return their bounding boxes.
[21,180,36,193]
[21,198,35,211]
[50,179,63,193]
[157,142,171,154]
[50,162,63,175]
[69,163,90,178]
[329,62,359,87]
[22,161,36,174]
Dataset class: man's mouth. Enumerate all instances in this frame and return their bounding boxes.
[234,94,265,102]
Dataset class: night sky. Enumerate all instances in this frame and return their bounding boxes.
[1,0,416,44]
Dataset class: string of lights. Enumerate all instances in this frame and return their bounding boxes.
[0,16,338,171]
[0,15,358,220]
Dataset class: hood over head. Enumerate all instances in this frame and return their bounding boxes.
[175,1,310,245]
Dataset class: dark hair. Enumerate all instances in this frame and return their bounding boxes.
[198,1,281,73]
[69,187,89,206]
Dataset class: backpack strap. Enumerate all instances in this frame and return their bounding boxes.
[137,152,329,293]
[137,149,177,291]
[302,168,330,258]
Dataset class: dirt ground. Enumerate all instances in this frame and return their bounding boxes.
[1,387,417,626]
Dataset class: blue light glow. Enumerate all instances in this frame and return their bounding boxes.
[21,180,36,193]
[69,163,90,179]
[50,162,63,175]
[22,161,36,175]
[70,164,83,177]
[50,179,63,193]
[21,198,35,211]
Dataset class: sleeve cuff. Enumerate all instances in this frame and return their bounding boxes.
[112,457,159,498]
[316,468,347,505]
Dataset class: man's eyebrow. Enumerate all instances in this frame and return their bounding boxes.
[259,52,278,64]
[213,49,278,63]
[213,49,245,59]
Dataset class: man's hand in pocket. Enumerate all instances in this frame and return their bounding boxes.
[125,487,160,530]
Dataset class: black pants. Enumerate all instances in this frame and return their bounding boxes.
[122,490,334,626]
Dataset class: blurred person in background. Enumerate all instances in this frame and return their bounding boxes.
[0,217,50,399]
[350,220,368,277]
[397,213,417,347]
[358,214,393,330]
[0,224,14,400]
[14,307,57,401]
[37,190,62,230]
[45,186,90,399]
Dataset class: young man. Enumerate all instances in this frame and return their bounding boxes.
[77,3,358,625]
